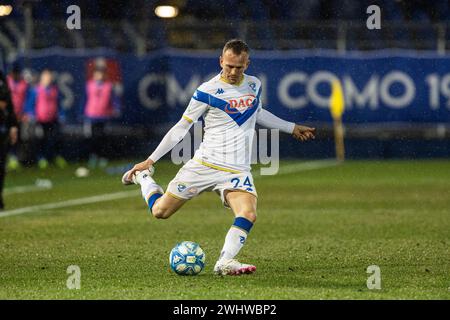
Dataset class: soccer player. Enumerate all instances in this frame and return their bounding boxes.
[122,39,315,275]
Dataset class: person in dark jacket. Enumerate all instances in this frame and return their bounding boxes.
[0,71,19,210]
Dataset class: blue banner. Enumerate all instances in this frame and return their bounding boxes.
[15,49,450,125]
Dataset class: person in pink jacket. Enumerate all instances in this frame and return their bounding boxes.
[7,64,28,121]
[6,64,28,170]
[83,66,120,168]
[25,69,66,169]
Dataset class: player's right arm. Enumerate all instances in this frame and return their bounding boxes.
[126,91,208,179]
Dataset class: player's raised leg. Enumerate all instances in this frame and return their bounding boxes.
[151,193,187,219]
[122,168,187,218]
[214,190,257,275]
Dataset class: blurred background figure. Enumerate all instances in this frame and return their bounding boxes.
[6,63,28,171]
[0,71,18,210]
[83,58,121,169]
[24,69,67,169]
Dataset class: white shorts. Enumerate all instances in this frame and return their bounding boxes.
[166,159,257,208]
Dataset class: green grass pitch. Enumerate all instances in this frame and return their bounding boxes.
[0,160,449,299]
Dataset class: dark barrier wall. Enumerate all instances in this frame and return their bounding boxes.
[15,48,450,126]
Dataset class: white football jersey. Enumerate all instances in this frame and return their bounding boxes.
[182,73,262,173]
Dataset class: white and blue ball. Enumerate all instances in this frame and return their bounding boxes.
[169,241,205,276]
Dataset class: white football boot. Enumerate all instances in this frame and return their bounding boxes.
[121,166,155,185]
[213,259,256,276]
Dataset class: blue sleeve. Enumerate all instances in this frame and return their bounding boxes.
[80,83,90,122]
[24,88,36,116]
[112,90,121,113]
[57,90,66,121]
[80,84,87,115]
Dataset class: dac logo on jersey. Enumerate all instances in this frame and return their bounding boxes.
[215,88,224,95]
[248,82,256,92]
[226,94,256,114]
[177,183,187,193]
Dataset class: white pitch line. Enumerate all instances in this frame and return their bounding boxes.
[255,159,339,177]
[275,159,339,175]
[1,159,339,219]
[5,179,53,195]
[0,190,139,218]
[4,185,50,195]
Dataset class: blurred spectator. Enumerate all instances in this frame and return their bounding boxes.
[6,64,28,123]
[24,69,67,169]
[83,61,121,168]
[0,71,19,210]
[6,63,29,170]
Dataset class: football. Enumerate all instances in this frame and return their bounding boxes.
[169,241,205,275]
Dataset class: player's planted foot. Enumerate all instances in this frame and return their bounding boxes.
[121,167,154,185]
[213,259,256,276]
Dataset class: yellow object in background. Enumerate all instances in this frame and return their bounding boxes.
[330,79,345,120]
[329,79,346,162]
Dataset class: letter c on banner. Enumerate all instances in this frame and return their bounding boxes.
[308,71,340,108]
[138,73,165,110]
[278,72,308,109]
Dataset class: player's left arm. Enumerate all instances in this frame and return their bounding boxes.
[126,90,209,179]
[256,108,315,142]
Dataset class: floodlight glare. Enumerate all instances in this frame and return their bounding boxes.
[0,5,13,16]
[155,5,179,18]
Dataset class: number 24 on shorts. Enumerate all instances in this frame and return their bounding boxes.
[231,176,253,190]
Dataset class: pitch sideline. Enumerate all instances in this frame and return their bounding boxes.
[0,190,139,218]
[4,179,53,195]
[1,159,339,218]
[256,159,338,177]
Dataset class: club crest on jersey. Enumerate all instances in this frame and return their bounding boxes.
[248,82,256,92]
[225,94,256,114]
[177,183,187,193]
